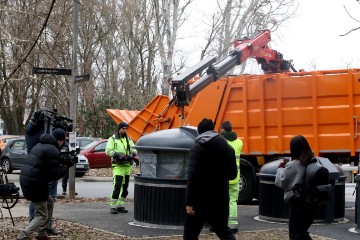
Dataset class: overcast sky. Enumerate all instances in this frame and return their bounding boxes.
[179,0,360,72]
[272,0,360,71]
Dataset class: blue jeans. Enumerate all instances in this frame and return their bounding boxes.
[29,181,58,228]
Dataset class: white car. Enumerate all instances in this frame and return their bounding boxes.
[74,154,90,177]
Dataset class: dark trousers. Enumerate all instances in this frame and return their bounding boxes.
[62,168,69,192]
[111,175,129,199]
[288,197,318,240]
[183,204,235,240]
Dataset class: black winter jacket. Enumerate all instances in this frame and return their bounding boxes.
[185,130,237,208]
[20,134,66,202]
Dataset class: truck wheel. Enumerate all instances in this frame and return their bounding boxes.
[238,169,254,203]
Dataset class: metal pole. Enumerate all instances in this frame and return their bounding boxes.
[68,0,78,199]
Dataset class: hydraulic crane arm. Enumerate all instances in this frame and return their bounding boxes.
[171,29,294,110]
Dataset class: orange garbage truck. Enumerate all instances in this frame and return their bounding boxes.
[107,30,360,203]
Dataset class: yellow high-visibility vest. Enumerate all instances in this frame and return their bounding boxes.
[227,138,243,184]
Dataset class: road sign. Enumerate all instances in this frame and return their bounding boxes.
[32,67,72,75]
[75,74,90,83]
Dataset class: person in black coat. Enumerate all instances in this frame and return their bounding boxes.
[26,122,63,235]
[183,118,237,240]
[17,129,72,240]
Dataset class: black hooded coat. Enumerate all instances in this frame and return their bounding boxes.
[185,130,237,213]
[20,134,66,202]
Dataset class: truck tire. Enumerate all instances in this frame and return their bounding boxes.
[238,169,254,203]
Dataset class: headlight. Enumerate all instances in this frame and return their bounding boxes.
[76,154,88,163]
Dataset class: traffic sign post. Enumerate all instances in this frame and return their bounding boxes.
[74,74,90,83]
[32,67,72,75]
[33,68,90,84]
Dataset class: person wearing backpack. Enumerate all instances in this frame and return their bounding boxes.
[275,135,318,240]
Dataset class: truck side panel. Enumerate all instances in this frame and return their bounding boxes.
[125,81,227,141]
[214,69,360,157]
[107,69,360,158]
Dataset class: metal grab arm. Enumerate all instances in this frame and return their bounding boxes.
[190,50,241,97]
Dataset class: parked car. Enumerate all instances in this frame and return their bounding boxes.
[0,135,21,151]
[0,137,26,172]
[0,138,89,177]
[80,139,111,168]
[73,154,90,177]
[76,137,101,149]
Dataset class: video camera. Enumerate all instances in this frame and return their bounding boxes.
[30,108,73,132]
[29,108,79,167]
[60,131,80,168]
[60,148,79,168]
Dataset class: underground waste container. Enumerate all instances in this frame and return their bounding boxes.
[356,174,360,229]
[133,126,198,228]
[257,157,345,223]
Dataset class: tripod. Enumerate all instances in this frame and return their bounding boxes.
[0,167,20,226]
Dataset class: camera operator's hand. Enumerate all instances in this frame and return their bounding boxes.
[31,110,46,126]
[31,111,41,124]
[64,159,75,168]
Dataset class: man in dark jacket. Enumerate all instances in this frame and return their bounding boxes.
[26,122,63,235]
[17,129,71,240]
[183,118,237,240]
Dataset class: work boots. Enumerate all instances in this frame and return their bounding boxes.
[110,208,117,214]
[46,227,61,235]
[117,207,128,213]
[35,236,51,240]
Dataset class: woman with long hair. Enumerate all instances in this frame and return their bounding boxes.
[275,135,317,240]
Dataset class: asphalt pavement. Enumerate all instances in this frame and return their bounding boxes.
[2,173,360,239]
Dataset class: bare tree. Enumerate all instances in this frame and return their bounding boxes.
[340,1,360,36]
[0,0,62,134]
[0,0,300,137]
[199,0,298,72]
[152,0,193,96]
[75,0,160,136]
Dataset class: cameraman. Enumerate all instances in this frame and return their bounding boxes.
[17,128,73,240]
[25,110,65,235]
[105,122,137,214]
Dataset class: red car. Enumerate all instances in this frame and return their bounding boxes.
[80,139,111,168]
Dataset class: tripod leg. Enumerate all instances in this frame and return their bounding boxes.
[3,196,15,226]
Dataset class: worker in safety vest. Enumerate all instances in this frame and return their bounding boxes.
[220,121,243,233]
[105,122,137,214]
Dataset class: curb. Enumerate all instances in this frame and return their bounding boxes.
[80,176,135,182]
[81,176,113,182]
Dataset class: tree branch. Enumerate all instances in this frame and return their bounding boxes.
[339,26,360,36]
[343,5,360,22]
[0,0,56,99]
